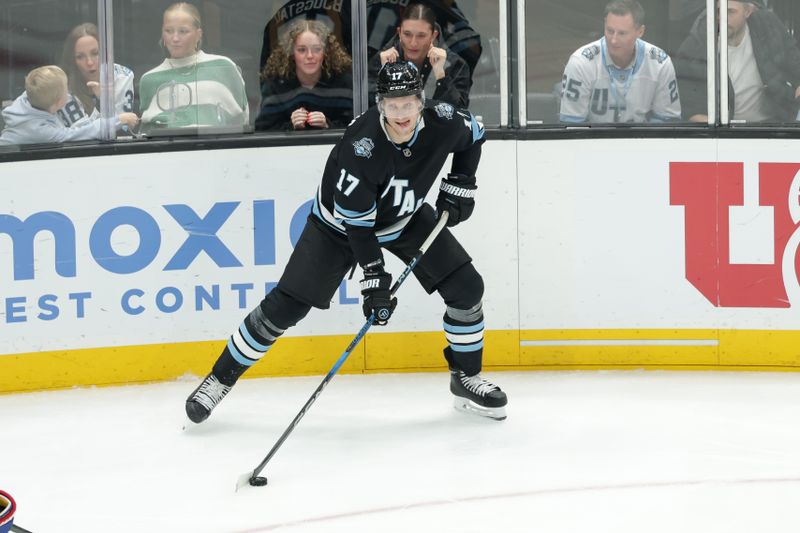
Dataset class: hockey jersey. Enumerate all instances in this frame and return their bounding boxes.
[0,92,120,145]
[560,37,681,123]
[139,51,249,132]
[312,100,485,267]
[57,63,134,127]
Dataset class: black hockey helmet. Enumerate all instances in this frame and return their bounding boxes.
[376,61,423,98]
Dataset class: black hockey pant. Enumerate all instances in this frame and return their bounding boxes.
[211,206,486,385]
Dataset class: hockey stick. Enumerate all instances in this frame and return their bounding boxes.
[235,211,449,491]
[11,525,33,533]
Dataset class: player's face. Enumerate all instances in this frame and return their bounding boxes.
[74,35,100,82]
[381,95,422,139]
[293,31,325,78]
[726,1,753,43]
[398,19,438,66]
[604,13,644,67]
[162,10,202,59]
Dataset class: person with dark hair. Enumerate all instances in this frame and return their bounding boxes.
[372,3,471,108]
[185,62,508,425]
[58,23,134,128]
[560,0,681,123]
[139,2,249,132]
[257,1,481,81]
[675,0,800,122]
[366,0,481,78]
[255,19,353,131]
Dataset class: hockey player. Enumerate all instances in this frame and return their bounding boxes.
[559,0,681,124]
[185,61,507,423]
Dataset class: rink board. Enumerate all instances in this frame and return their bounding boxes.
[1,138,799,391]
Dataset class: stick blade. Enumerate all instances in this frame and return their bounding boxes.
[235,470,254,492]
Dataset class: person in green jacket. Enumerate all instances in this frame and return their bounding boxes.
[139,2,249,134]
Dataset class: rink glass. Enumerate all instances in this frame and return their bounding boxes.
[2,1,800,151]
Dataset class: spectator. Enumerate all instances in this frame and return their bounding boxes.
[0,66,138,146]
[139,2,249,133]
[675,0,800,123]
[259,0,349,76]
[58,23,135,128]
[255,19,353,131]
[257,1,481,80]
[560,0,681,123]
[372,3,471,109]
[366,0,481,78]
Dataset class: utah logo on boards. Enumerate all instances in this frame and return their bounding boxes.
[670,162,800,308]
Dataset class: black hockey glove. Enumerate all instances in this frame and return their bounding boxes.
[360,265,397,325]
[435,173,477,227]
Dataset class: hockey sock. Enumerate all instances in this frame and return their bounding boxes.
[213,305,286,386]
[442,302,484,376]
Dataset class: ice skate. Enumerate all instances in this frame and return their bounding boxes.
[185,373,232,424]
[450,369,507,420]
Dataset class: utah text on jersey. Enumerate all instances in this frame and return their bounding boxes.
[313,101,485,242]
[560,37,681,124]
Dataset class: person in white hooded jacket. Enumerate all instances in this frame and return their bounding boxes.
[0,65,138,146]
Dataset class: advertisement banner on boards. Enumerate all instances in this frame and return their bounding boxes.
[0,146,361,353]
[0,142,519,356]
[517,137,800,331]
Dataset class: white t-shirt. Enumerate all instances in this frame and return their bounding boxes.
[560,37,681,123]
[728,24,770,122]
[57,63,134,127]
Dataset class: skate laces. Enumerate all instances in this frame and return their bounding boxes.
[460,372,499,397]
[193,375,231,411]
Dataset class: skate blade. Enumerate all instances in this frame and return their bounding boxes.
[453,397,507,421]
[181,416,194,432]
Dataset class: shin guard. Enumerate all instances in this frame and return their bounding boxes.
[213,307,285,386]
[212,289,310,386]
[442,302,484,376]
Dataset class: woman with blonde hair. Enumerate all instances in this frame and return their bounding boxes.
[255,19,353,131]
[139,2,249,133]
[58,22,134,127]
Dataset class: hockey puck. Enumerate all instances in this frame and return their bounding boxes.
[250,476,268,486]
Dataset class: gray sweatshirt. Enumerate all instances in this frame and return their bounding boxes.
[0,92,120,146]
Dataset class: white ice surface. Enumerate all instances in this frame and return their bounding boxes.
[2,370,800,532]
